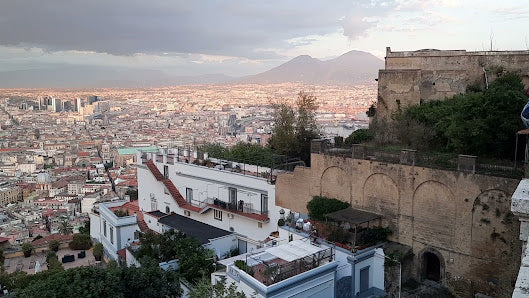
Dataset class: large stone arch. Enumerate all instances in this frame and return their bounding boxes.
[362,173,399,236]
[412,180,455,248]
[320,166,351,204]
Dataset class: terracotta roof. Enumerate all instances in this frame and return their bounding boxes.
[77,152,90,157]
[117,248,127,261]
[32,234,73,247]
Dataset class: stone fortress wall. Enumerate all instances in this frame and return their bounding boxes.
[275,153,521,293]
[377,47,529,119]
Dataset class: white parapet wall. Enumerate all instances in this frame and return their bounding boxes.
[511,179,529,297]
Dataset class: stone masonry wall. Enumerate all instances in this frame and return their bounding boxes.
[276,153,521,295]
[376,47,529,119]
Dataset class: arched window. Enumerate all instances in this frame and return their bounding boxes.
[166,206,170,214]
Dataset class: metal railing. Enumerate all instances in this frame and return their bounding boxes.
[206,197,268,215]
[312,140,524,179]
[248,246,334,286]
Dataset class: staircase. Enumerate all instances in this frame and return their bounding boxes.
[145,159,201,212]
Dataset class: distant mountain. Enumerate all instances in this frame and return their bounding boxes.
[237,50,384,85]
[0,50,382,88]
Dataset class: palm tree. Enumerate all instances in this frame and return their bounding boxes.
[59,220,73,235]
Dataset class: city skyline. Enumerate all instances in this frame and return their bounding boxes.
[1,0,528,86]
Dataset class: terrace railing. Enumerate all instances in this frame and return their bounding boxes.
[311,139,524,179]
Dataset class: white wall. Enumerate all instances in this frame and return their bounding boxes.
[353,248,385,297]
[143,213,164,233]
[96,202,140,260]
[205,234,238,259]
[137,157,284,242]
[89,212,101,242]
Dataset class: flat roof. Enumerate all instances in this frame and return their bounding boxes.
[117,146,158,156]
[263,239,324,262]
[158,213,232,244]
[325,207,381,225]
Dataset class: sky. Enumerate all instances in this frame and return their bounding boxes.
[0,0,528,79]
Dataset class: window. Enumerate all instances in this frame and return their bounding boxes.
[261,194,268,214]
[134,230,140,240]
[110,226,114,244]
[150,193,157,211]
[360,266,370,293]
[214,209,222,221]
[186,188,193,203]
[229,187,237,206]
[165,206,170,214]
[103,220,107,237]
[163,165,169,179]
[258,222,262,228]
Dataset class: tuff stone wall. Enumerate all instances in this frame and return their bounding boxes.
[376,47,529,119]
[276,153,521,295]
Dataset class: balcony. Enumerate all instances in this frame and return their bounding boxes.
[206,198,269,222]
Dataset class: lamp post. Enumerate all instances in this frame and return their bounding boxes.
[375,252,401,298]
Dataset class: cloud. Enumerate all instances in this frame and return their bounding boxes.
[0,0,361,59]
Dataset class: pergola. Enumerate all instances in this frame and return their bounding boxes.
[325,208,382,248]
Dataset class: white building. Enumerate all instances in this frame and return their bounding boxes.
[214,232,386,298]
[89,200,142,260]
[136,149,282,252]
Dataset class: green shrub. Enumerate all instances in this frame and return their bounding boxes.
[49,240,60,252]
[307,196,350,221]
[46,252,63,271]
[234,260,254,276]
[277,218,285,226]
[392,73,527,158]
[93,243,104,261]
[344,129,374,145]
[357,227,392,246]
[21,243,33,258]
[69,234,92,250]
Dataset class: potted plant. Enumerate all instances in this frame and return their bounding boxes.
[93,243,104,261]
[22,243,33,258]
[49,240,60,252]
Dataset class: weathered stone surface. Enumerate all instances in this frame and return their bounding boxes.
[376,47,529,119]
[276,153,521,295]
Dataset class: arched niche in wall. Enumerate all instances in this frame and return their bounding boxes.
[320,166,351,204]
[412,180,455,248]
[362,173,399,236]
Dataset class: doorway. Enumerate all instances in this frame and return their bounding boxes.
[422,251,441,282]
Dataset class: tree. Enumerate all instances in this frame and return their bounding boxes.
[268,91,319,165]
[21,243,33,258]
[58,220,73,235]
[0,261,181,298]
[93,243,104,261]
[49,240,60,252]
[0,249,4,271]
[69,234,92,250]
[136,230,215,283]
[307,196,350,221]
[370,73,527,158]
[125,189,138,201]
[46,252,63,271]
[189,277,246,298]
[344,129,374,146]
[78,220,90,235]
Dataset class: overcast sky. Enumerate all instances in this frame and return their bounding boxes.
[1,0,528,77]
